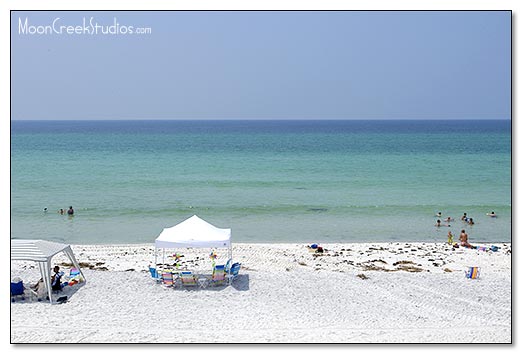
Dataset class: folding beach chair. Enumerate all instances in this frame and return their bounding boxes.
[180,271,198,287]
[11,280,25,302]
[209,265,226,286]
[11,278,37,302]
[224,258,232,273]
[162,272,175,287]
[149,266,162,283]
[229,262,241,283]
[465,266,480,279]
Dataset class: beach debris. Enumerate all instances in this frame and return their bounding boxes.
[369,247,385,251]
[360,263,391,272]
[59,261,108,270]
[443,268,453,272]
[392,260,415,266]
[396,265,423,273]
[297,261,307,266]
[370,259,387,264]
[357,273,369,280]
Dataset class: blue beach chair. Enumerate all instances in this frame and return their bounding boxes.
[229,263,241,283]
[11,280,25,302]
[149,266,162,283]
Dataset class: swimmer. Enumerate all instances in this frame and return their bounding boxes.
[67,206,74,216]
[435,219,450,227]
[461,213,468,221]
[43,208,48,213]
[436,212,442,217]
[445,216,454,223]
[487,211,497,217]
[59,208,64,215]
[467,218,474,225]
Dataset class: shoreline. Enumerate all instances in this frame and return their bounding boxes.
[11,241,511,343]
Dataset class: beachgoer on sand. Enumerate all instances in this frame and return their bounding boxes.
[447,231,454,245]
[32,278,46,300]
[51,266,64,291]
[67,206,74,216]
[459,229,472,248]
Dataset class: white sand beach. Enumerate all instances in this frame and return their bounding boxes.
[10,242,511,343]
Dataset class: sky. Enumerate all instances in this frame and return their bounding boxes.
[10,10,511,120]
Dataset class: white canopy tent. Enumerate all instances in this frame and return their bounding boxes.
[154,215,232,266]
[11,239,85,304]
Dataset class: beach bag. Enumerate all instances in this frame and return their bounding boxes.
[465,266,480,279]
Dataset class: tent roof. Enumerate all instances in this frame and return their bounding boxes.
[155,215,231,249]
[11,239,72,262]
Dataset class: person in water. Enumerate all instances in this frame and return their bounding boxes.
[461,213,468,221]
[467,218,474,225]
[436,212,442,217]
[67,206,74,216]
[435,219,450,227]
[487,211,497,217]
[59,208,64,215]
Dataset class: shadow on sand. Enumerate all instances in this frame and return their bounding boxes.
[11,282,86,305]
[170,274,250,292]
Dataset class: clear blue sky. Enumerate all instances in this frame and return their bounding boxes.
[11,11,511,120]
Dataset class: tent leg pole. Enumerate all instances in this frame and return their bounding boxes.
[46,260,53,304]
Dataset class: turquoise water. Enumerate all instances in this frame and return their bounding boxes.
[11,120,511,244]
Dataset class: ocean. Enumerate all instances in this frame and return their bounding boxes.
[11,120,511,245]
